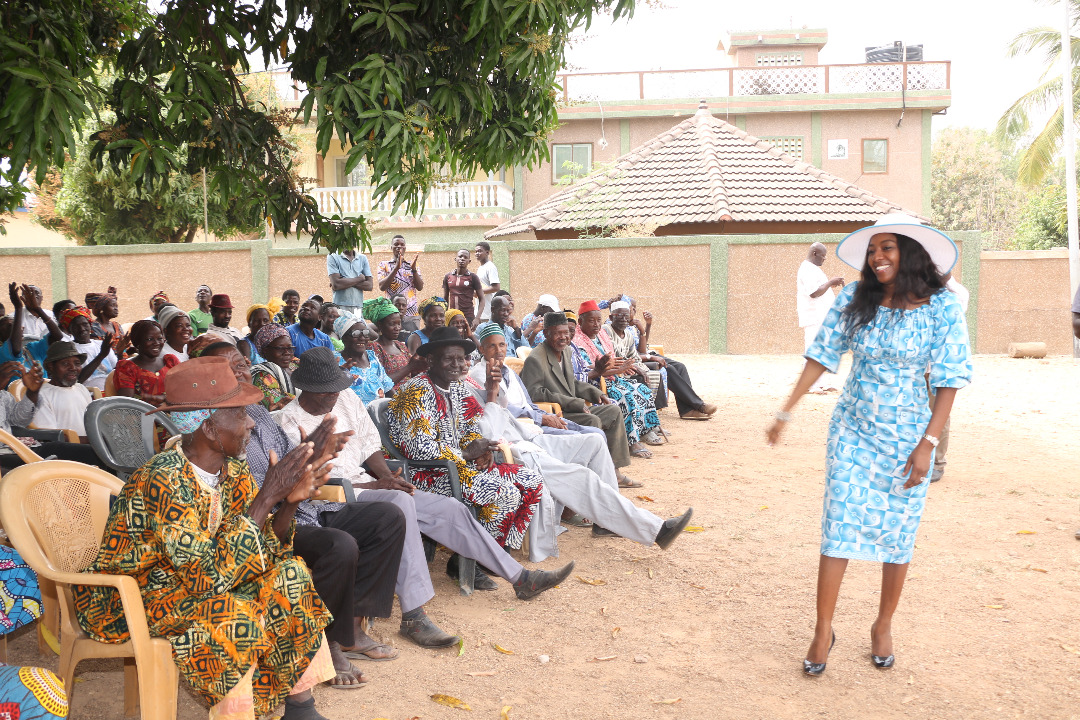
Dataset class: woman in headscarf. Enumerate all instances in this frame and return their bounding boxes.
[251,323,297,411]
[146,290,170,321]
[88,289,124,353]
[445,308,481,364]
[335,314,394,404]
[155,304,192,362]
[364,296,425,389]
[61,305,118,392]
[406,296,447,354]
[238,300,279,365]
[113,320,179,405]
[572,300,663,458]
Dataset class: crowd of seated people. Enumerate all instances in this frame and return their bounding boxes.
[0,250,713,717]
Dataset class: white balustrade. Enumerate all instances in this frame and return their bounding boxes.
[311,181,514,217]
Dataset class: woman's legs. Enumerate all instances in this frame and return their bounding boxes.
[806,555,848,663]
[871,561,909,658]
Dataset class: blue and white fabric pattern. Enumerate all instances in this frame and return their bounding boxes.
[806,282,972,564]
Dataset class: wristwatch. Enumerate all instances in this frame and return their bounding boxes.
[922,433,939,448]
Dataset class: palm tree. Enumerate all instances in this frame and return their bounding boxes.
[997,1,1080,185]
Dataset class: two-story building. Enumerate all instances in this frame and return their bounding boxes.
[285,27,949,246]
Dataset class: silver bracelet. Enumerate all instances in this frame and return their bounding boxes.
[922,433,939,448]
[775,410,793,422]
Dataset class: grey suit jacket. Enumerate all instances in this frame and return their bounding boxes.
[520,342,603,414]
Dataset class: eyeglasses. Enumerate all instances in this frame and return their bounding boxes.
[270,344,295,352]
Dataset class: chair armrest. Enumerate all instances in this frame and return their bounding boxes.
[314,485,347,503]
[535,402,562,417]
[59,429,79,444]
[0,429,45,463]
[322,478,356,503]
[402,457,464,502]
[10,426,65,443]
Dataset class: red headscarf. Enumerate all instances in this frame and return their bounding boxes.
[59,306,93,332]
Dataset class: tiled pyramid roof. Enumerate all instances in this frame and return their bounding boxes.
[486,101,925,239]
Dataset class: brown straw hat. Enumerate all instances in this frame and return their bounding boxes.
[149,356,263,414]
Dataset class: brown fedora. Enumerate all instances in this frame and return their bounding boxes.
[149,356,263,414]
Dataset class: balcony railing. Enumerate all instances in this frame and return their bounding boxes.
[310,180,514,218]
[556,61,950,102]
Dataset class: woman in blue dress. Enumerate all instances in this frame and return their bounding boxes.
[767,214,973,676]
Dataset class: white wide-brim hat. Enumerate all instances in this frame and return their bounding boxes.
[836,213,958,275]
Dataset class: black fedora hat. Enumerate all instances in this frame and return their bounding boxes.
[416,326,476,357]
[291,346,354,393]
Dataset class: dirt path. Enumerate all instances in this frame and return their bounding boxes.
[8,354,1078,719]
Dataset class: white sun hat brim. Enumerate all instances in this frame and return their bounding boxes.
[836,213,958,275]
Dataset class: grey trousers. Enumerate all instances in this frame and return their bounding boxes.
[564,403,631,469]
[348,489,524,612]
[529,432,662,545]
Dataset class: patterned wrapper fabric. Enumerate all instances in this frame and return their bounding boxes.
[72,448,330,714]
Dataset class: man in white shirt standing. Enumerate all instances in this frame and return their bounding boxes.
[474,241,501,323]
[797,242,846,393]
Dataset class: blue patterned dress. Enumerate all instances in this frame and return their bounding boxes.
[806,283,972,564]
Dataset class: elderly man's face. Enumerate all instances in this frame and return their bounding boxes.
[299,390,340,416]
[429,346,468,385]
[810,244,827,266]
[579,310,603,337]
[481,333,507,363]
[392,295,408,313]
[206,346,253,384]
[610,308,631,332]
[209,407,254,459]
[47,355,82,388]
[546,323,571,353]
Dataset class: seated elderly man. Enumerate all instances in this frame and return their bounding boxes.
[521,312,633,474]
[202,341,405,687]
[73,356,338,720]
[469,322,692,554]
[388,327,550,552]
[278,347,574,638]
[29,341,94,440]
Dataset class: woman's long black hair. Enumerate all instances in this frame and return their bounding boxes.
[842,233,944,334]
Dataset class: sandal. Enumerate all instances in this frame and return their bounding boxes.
[562,512,593,528]
[630,443,653,459]
[325,668,368,690]
[617,474,644,488]
[341,640,400,661]
[643,430,665,446]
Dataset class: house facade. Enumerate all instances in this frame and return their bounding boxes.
[284,27,949,246]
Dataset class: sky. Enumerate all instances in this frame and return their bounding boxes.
[563,0,1063,134]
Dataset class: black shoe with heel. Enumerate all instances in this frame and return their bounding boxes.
[802,631,836,676]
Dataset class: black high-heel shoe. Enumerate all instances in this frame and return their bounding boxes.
[803,631,836,676]
[871,653,895,668]
[871,625,895,668]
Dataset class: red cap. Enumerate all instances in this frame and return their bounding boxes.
[578,300,600,315]
[209,294,234,309]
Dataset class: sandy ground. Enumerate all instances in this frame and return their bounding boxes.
[6,353,1080,719]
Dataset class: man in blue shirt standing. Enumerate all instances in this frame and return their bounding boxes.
[327,249,373,315]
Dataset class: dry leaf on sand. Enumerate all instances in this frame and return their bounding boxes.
[577,576,607,586]
[431,694,472,711]
[466,670,497,677]
[493,643,515,655]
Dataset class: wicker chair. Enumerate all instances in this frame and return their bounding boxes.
[0,460,179,718]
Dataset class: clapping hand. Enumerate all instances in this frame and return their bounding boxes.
[7,282,20,309]
[263,441,332,506]
[299,414,353,464]
[21,362,44,393]
[97,333,113,359]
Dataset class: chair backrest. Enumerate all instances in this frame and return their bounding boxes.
[103,371,116,397]
[83,397,180,479]
[516,346,531,359]
[8,378,25,401]
[504,357,525,375]
[366,398,408,463]
[0,460,123,579]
